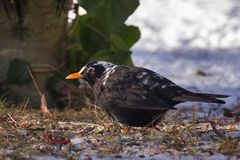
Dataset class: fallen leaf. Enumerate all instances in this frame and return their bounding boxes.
[41,94,53,117]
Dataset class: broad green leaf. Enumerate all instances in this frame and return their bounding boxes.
[79,0,139,29]
[89,49,114,62]
[117,25,141,48]
[110,34,129,51]
[74,16,110,54]
[114,51,133,65]
[68,0,139,68]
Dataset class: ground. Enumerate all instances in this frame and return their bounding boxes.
[0,103,240,160]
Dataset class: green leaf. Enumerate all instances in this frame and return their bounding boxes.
[114,51,133,65]
[117,25,141,48]
[110,34,129,51]
[89,49,114,62]
[72,16,110,54]
[79,0,139,29]
[110,25,141,51]
[6,58,31,85]
[68,0,139,68]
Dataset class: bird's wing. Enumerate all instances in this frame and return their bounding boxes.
[129,67,190,105]
[97,66,227,111]
[99,66,180,110]
[133,67,229,104]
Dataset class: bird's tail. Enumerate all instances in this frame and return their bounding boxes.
[173,92,230,104]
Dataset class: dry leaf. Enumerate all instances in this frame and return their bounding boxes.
[41,94,53,117]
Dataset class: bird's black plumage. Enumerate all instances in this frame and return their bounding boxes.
[66,61,229,127]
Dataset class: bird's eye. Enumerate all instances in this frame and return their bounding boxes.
[87,67,95,74]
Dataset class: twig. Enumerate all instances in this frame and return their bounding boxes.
[58,121,103,127]
[27,66,43,96]
[94,105,107,124]
[18,98,29,115]
[41,94,54,117]
[29,64,64,75]
[86,102,110,126]
[27,66,54,117]
[7,114,19,127]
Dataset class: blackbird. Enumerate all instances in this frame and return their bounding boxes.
[66,61,229,127]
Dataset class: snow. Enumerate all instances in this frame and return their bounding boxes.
[127,0,240,108]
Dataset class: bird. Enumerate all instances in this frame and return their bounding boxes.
[66,61,229,127]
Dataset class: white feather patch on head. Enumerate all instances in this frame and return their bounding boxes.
[96,61,113,66]
[95,61,114,70]
[79,66,86,73]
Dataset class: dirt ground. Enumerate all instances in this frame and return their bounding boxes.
[0,103,240,160]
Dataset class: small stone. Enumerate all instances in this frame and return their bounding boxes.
[70,137,87,145]
[138,154,145,158]
[17,129,28,136]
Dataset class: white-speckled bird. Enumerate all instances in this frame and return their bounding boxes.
[66,61,229,127]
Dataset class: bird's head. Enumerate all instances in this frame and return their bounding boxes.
[66,61,115,85]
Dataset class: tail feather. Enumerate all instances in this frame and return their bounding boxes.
[194,93,230,98]
[172,92,229,104]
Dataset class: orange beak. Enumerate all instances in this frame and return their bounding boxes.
[66,72,85,79]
